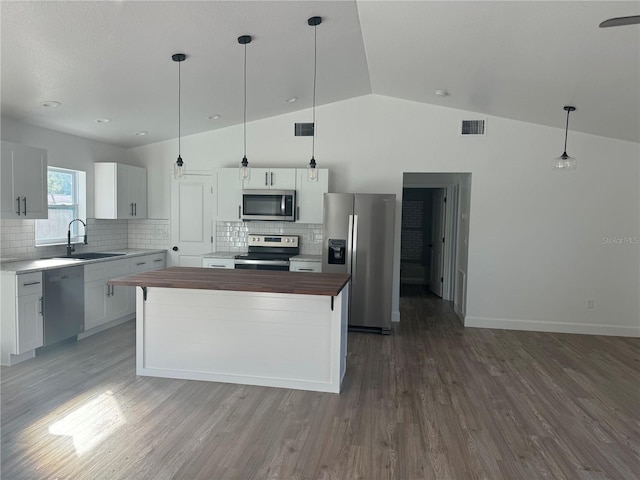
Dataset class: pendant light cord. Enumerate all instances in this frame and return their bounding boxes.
[563,108,570,154]
[243,42,247,159]
[312,22,317,159]
[178,60,181,155]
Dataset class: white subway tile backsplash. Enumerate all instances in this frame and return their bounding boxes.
[1,217,320,260]
[214,221,322,255]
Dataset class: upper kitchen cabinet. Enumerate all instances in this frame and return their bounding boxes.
[214,168,242,221]
[1,141,48,219]
[94,163,147,219]
[296,168,329,224]
[243,168,296,190]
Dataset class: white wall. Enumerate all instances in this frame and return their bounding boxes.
[1,116,127,217]
[127,94,638,336]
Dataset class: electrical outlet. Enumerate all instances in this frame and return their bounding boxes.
[587,299,594,309]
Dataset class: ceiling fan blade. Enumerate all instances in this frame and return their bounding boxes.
[599,15,640,28]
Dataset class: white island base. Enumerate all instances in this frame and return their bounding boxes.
[135,284,349,393]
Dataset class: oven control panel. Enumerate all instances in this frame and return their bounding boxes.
[247,234,299,248]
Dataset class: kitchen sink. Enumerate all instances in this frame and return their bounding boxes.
[51,252,126,260]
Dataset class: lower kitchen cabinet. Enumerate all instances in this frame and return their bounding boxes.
[1,271,44,366]
[127,253,166,311]
[84,259,131,330]
[202,258,235,269]
[289,261,322,273]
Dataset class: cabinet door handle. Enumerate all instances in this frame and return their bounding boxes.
[130,203,134,216]
[296,206,300,221]
[39,297,43,315]
[22,197,27,215]
[16,197,21,216]
[136,262,146,266]
[106,284,111,297]
[298,268,314,272]
[265,172,268,186]
[23,281,41,286]
[238,205,241,219]
[209,264,226,268]
[134,203,137,216]
[270,172,274,186]
[153,259,163,263]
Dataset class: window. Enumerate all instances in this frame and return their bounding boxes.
[35,167,87,246]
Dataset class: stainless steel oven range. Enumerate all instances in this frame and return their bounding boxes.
[234,235,299,271]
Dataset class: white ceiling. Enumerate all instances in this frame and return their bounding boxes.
[2,1,639,148]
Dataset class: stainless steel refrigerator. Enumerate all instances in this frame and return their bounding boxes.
[322,193,396,333]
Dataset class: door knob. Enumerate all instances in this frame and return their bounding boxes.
[172,246,179,251]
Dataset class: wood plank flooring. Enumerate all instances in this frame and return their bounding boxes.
[2,288,639,479]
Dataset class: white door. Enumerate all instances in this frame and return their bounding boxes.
[430,189,446,297]
[170,172,214,266]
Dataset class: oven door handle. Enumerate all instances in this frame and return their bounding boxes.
[234,259,290,267]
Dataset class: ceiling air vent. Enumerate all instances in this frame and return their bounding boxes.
[295,122,314,136]
[460,119,486,136]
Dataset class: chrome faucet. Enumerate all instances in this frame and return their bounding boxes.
[67,219,88,256]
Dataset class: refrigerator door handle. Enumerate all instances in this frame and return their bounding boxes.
[347,215,354,278]
[351,214,358,285]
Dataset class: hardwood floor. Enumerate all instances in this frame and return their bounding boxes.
[2,289,639,479]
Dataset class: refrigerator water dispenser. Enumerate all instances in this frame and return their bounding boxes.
[328,239,346,264]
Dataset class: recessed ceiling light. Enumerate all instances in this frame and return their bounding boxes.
[95,118,111,123]
[134,131,148,136]
[41,101,61,108]
[434,89,449,97]
[286,97,297,103]
[208,114,222,120]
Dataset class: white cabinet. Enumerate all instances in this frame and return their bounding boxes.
[214,167,327,223]
[202,257,235,269]
[295,168,329,224]
[95,163,147,219]
[127,252,166,311]
[1,141,48,219]
[289,260,322,273]
[1,271,44,366]
[84,258,131,330]
[243,168,296,190]
[215,168,242,221]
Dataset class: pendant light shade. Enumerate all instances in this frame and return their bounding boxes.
[307,16,322,182]
[172,53,186,178]
[553,106,577,171]
[238,35,252,180]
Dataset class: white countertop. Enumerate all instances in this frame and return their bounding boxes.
[202,251,240,259]
[202,252,322,263]
[290,255,322,262]
[0,249,167,274]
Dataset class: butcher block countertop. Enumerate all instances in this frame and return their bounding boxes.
[108,266,351,296]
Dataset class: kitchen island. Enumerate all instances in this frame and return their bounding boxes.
[109,267,350,393]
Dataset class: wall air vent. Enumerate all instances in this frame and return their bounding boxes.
[460,119,486,136]
[295,122,314,136]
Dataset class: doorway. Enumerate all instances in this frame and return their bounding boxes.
[400,173,471,321]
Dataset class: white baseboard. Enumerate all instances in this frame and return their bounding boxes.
[77,314,135,340]
[392,310,400,323]
[465,316,640,338]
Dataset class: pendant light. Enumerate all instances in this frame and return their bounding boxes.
[238,35,252,180]
[172,53,187,177]
[553,106,577,171]
[307,16,322,182]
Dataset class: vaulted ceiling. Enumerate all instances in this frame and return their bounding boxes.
[2,1,638,148]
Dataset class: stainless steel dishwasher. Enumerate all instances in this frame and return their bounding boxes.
[43,265,84,346]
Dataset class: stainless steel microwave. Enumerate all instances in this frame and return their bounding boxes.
[241,190,296,221]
